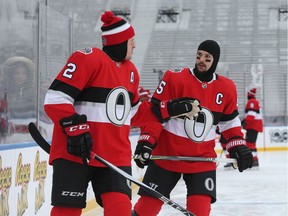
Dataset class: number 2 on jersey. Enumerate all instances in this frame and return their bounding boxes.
[62,63,76,79]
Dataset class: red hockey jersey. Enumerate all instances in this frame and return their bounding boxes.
[151,68,244,173]
[244,98,263,132]
[44,47,161,166]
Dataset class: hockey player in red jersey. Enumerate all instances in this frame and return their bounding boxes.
[242,88,263,167]
[132,40,253,216]
[44,10,153,216]
[44,11,197,216]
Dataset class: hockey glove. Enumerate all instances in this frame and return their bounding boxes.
[134,134,156,168]
[151,97,201,123]
[60,113,93,165]
[226,138,253,172]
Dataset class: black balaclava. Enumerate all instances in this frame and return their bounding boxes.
[193,40,221,82]
[103,41,127,62]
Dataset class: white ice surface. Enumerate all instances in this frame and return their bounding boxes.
[83,151,288,216]
[132,151,288,216]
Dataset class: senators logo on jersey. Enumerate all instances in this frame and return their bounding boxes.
[77,47,93,55]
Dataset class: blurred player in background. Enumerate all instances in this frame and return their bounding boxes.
[138,86,151,102]
[132,40,253,216]
[242,88,263,167]
[2,56,36,120]
[1,56,36,137]
[130,86,152,133]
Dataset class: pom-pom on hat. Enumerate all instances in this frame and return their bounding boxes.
[247,88,257,97]
[101,11,135,46]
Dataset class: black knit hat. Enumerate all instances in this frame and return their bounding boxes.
[193,40,221,82]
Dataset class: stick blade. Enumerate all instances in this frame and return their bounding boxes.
[28,122,51,154]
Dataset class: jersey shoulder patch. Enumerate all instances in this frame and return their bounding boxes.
[169,68,184,73]
[77,47,93,55]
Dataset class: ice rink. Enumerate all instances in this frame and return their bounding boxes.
[139,151,288,216]
[85,150,287,216]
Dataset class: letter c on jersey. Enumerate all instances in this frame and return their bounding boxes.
[216,93,223,105]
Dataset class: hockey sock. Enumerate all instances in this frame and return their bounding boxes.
[50,206,82,216]
[101,192,132,216]
[246,142,258,159]
[187,194,211,216]
[133,195,163,216]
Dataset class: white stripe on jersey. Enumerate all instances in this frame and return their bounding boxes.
[44,89,74,105]
[217,117,241,133]
[246,110,263,120]
[74,101,131,125]
[163,118,217,142]
[247,110,256,117]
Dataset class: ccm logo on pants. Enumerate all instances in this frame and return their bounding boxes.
[62,191,85,197]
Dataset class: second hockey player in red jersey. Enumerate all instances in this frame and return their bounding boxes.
[132,40,253,216]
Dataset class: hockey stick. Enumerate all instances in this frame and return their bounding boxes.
[216,149,224,167]
[92,152,195,216]
[28,122,195,216]
[28,122,235,164]
[133,155,237,163]
[29,122,50,154]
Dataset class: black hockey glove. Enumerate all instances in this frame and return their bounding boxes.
[60,113,93,165]
[151,97,201,123]
[226,138,253,172]
[134,134,156,168]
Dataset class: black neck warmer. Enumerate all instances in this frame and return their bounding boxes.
[193,40,220,82]
[103,41,127,62]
